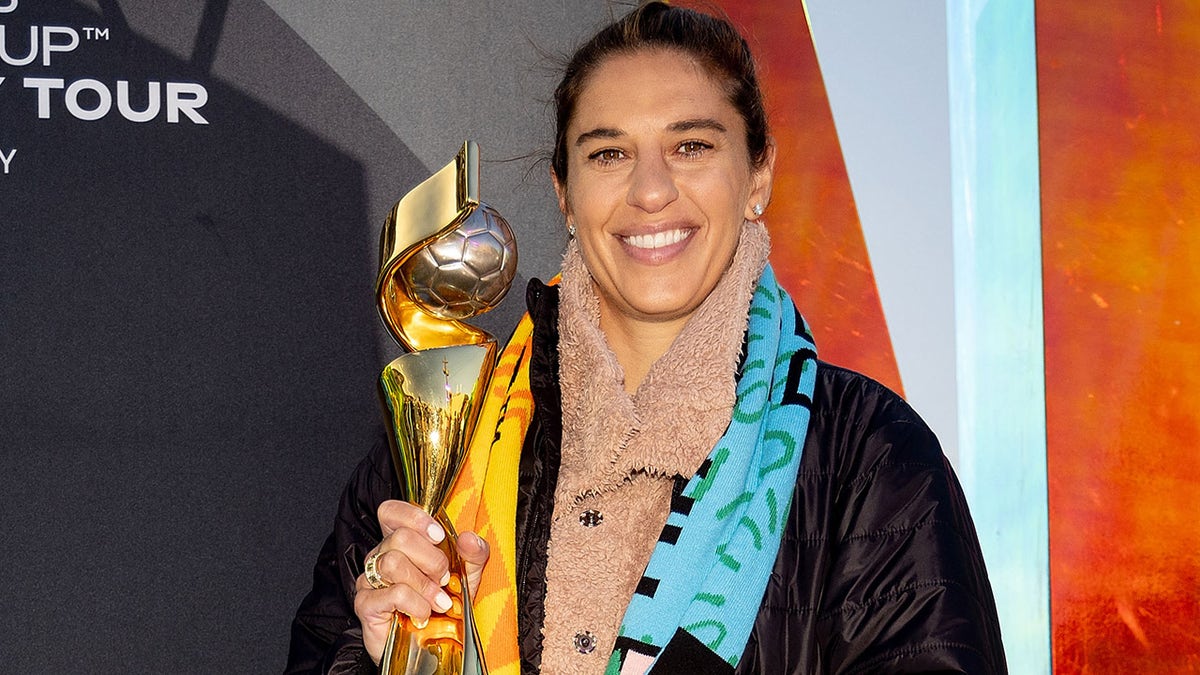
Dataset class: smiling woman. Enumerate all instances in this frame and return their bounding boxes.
[288,3,1007,674]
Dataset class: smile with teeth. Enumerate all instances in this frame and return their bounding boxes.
[620,228,693,250]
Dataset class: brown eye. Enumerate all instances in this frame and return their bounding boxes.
[589,148,625,164]
[678,140,712,157]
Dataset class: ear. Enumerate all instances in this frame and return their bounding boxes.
[551,166,573,227]
[744,137,777,220]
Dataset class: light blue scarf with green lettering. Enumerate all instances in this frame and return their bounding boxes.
[607,265,817,674]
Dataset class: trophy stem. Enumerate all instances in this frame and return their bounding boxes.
[377,344,495,675]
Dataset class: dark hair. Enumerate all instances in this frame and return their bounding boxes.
[551,1,770,183]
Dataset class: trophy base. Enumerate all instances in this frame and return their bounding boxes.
[386,618,471,675]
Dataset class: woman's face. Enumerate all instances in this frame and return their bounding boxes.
[554,48,774,332]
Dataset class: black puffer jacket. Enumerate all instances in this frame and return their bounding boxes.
[286,281,1007,674]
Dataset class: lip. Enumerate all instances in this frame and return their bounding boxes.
[615,225,697,264]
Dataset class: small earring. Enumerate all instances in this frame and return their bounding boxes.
[752,203,764,217]
[568,224,577,238]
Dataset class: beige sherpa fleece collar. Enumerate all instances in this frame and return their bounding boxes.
[555,221,772,506]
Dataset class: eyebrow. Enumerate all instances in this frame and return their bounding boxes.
[574,127,623,146]
[669,118,728,134]
[572,118,729,146]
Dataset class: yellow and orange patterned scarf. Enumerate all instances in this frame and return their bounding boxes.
[443,307,538,675]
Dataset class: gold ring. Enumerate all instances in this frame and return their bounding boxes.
[364,549,389,590]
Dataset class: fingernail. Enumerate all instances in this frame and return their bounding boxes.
[434,591,452,612]
[440,570,451,586]
[413,616,428,629]
[426,522,445,543]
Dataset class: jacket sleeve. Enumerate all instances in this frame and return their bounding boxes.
[285,432,395,674]
[816,373,1007,674]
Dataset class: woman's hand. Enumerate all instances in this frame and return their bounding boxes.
[353,499,491,665]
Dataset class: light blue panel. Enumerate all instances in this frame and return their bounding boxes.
[802,2,960,460]
[947,1,1051,672]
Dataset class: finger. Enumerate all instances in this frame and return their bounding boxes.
[366,549,453,611]
[376,527,452,584]
[377,500,446,543]
[355,572,451,620]
[457,531,490,567]
[456,531,491,595]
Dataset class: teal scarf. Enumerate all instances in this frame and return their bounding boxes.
[606,265,817,674]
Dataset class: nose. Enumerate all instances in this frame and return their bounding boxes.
[626,152,678,213]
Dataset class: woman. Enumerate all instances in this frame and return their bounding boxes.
[287,3,1006,673]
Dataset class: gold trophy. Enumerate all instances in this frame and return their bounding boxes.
[374,141,516,675]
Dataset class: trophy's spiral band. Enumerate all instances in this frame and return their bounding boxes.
[376,140,492,352]
[374,141,503,675]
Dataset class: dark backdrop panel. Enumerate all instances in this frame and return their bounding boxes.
[0,0,428,670]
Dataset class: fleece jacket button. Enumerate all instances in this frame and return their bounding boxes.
[579,509,603,527]
[574,630,598,654]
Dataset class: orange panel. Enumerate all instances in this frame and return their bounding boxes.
[1039,2,1200,671]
